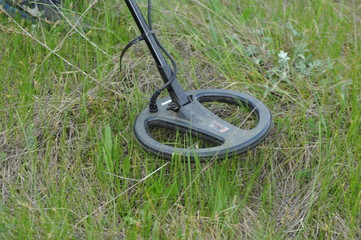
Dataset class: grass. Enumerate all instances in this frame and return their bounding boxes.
[0,0,360,239]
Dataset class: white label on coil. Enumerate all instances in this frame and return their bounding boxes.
[161,100,172,106]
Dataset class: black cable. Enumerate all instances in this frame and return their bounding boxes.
[147,0,178,112]
[119,29,155,72]
[147,0,152,29]
[120,0,178,112]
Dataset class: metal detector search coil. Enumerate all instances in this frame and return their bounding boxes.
[134,89,272,160]
[124,0,272,160]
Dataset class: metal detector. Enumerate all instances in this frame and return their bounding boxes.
[123,0,272,160]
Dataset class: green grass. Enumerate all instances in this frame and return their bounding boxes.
[0,0,360,239]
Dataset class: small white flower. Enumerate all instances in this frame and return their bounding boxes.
[278,50,290,62]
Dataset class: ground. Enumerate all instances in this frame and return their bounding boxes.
[0,0,360,239]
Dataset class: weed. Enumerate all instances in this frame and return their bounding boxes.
[0,0,360,239]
